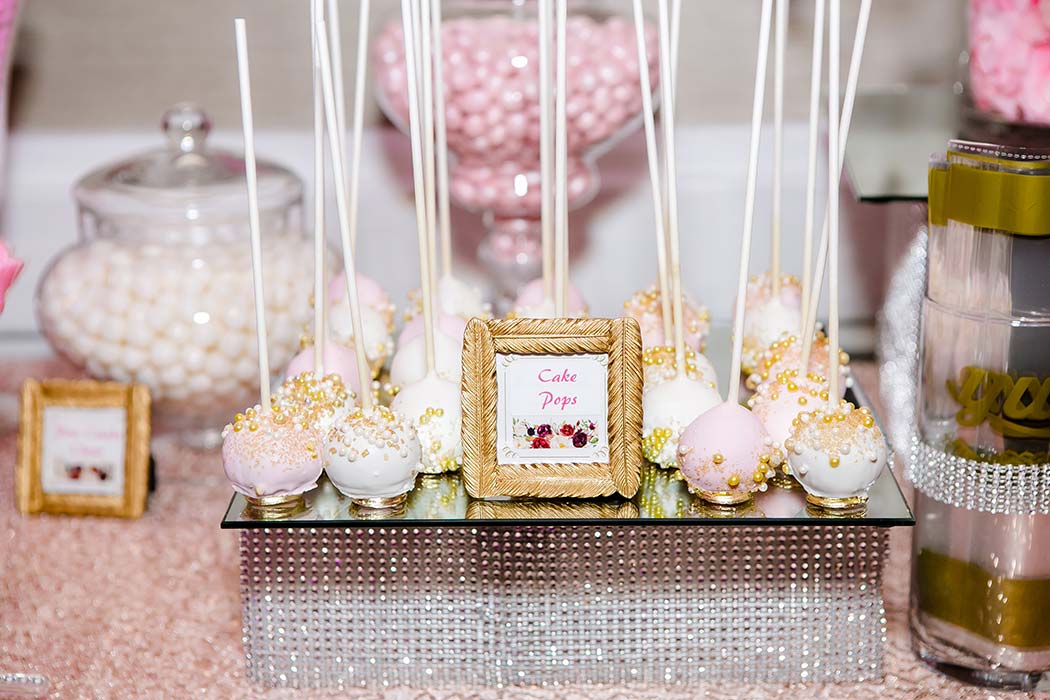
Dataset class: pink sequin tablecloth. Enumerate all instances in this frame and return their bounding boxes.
[1,358,1047,700]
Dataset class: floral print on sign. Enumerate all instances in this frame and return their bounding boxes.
[513,418,600,450]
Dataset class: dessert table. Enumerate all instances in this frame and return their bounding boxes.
[0,358,1044,700]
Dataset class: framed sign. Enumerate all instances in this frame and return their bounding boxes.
[16,379,151,518]
[461,317,643,499]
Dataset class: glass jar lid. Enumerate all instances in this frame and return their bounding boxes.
[74,103,302,226]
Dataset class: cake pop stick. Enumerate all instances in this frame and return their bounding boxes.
[770,0,788,297]
[326,0,349,157]
[799,0,825,341]
[798,0,870,373]
[346,0,371,253]
[317,21,376,412]
[632,0,672,345]
[826,0,841,405]
[554,0,568,316]
[401,0,437,373]
[311,0,327,375]
[727,0,774,405]
[539,0,555,302]
[656,0,686,377]
[234,19,271,412]
[418,0,439,310]
[670,0,681,88]
[432,0,454,282]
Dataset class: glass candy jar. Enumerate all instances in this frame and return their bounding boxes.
[910,141,1050,688]
[372,0,657,294]
[36,105,317,446]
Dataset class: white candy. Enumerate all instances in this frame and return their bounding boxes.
[37,232,317,430]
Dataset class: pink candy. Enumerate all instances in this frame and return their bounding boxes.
[374,14,658,219]
[969,0,1050,124]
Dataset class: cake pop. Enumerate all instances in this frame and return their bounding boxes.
[324,404,422,507]
[398,311,468,346]
[741,271,802,375]
[389,0,464,392]
[329,271,396,331]
[632,0,718,470]
[314,8,421,510]
[746,369,828,464]
[222,404,323,501]
[511,277,588,318]
[391,373,462,473]
[283,337,364,398]
[677,0,775,506]
[745,330,850,394]
[436,274,490,319]
[624,286,709,351]
[641,344,718,394]
[787,0,886,511]
[223,19,321,514]
[677,401,778,504]
[328,295,394,374]
[785,401,887,508]
[641,375,720,469]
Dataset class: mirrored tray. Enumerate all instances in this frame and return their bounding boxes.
[221,326,913,530]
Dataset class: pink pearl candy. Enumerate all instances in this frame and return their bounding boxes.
[373,13,658,217]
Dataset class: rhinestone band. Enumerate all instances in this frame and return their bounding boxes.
[239,526,888,689]
[908,435,1050,515]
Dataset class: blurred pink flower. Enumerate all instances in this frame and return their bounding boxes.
[969,0,1050,124]
[0,241,23,313]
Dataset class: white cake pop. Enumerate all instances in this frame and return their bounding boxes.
[741,272,803,374]
[510,277,588,318]
[323,405,421,507]
[641,375,721,469]
[746,370,829,466]
[398,312,468,346]
[390,373,462,473]
[329,271,396,331]
[436,274,490,319]
[641,345,719,394]
[785,401,888,509]
[389,330,463,388]
[676,400,779,504]
[222,405,323,500]
[624,286,710,351]
[745,330,850,394]
[328,296,394,375]
[283,337,364,397]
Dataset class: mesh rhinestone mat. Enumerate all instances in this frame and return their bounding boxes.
[239,525,889,689]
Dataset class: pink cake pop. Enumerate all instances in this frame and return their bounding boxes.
[283,337,364,398]
[511,276,588,317]
[398,311,468,345]
[624,285,709,351]
[745,330,850,394]
[678,0,775,505]
[677,401,778,504]
[329,271,396,330]
[746,370,829,467]
[222,405,323,499]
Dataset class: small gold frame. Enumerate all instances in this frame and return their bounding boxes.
[16,379,151,518]
[461,317,643,499]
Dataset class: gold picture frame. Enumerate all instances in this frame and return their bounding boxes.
[461,317,643,499]
[16,379,151,518]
